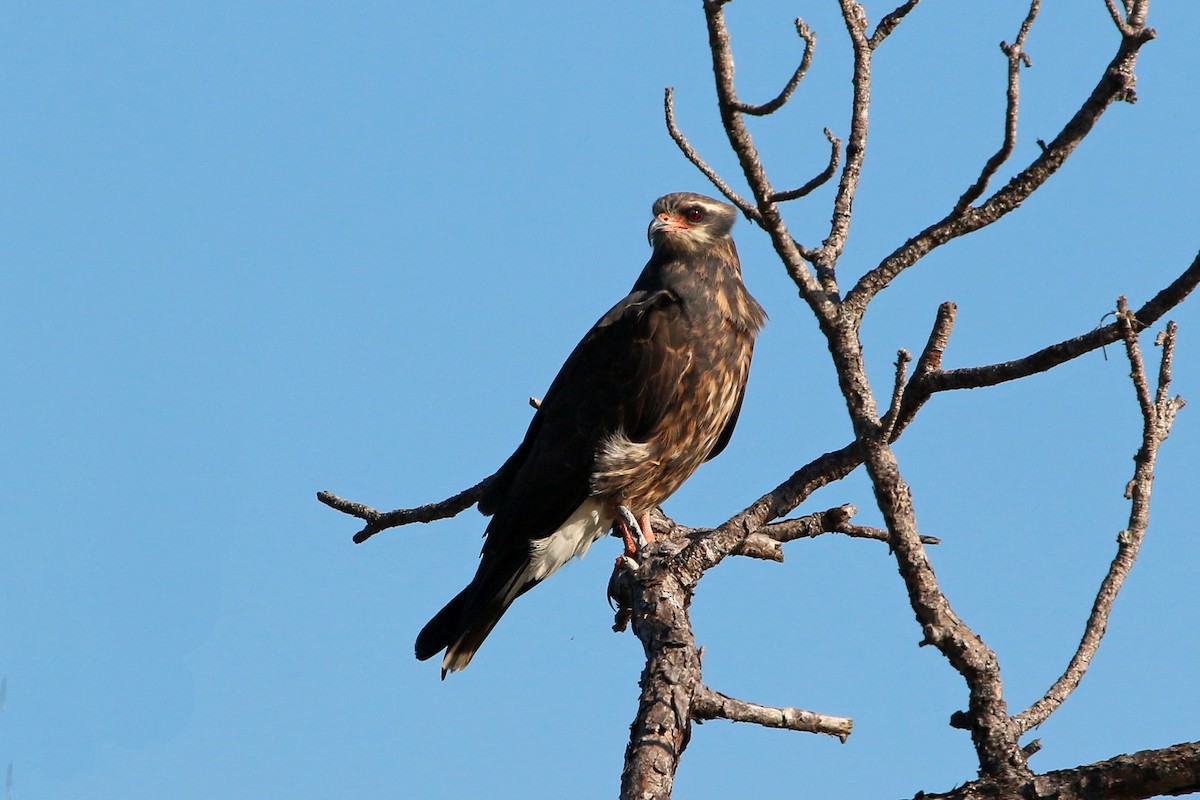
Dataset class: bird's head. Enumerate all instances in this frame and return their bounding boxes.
[647,192,737,253]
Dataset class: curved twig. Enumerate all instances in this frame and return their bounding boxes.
[769,128,841,203]
[663,87,759,222]
[732,18,815,116]
[699,0,830,310]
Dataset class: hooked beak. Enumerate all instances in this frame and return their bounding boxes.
[647,213,689,245]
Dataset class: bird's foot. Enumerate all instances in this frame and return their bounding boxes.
[615,505,654,559]
[610,505,655,631]
[640,511,656,544]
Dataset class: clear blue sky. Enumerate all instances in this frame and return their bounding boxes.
[3,3,1198,798]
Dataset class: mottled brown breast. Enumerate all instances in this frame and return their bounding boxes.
[590,277,760,513]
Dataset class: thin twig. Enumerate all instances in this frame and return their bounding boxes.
[664,87,759,221]
[317,475,492,544]
[733,18,815,116]
[879,349,913,441]
[954,0,1040,214]
[821,0,871,268]
[869,0,920,49]
[891,302,957,439]
[1105,0,1132,34]
[770,128,841,203]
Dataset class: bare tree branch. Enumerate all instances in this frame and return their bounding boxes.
[1105,0,1132,35]
[869,0,920,49]
[854,432,1031,781]
[954,0,1040,214]
[317,478,492,544]
[618,539,702,800]
[901,251,1200,403]
[1012,308,1186,734]
[692,685,853,740]
[657,504,935,563]
[769,128,841,203]
[821,0,871,270]
[880,348,912,441]
[732,18,815,116]
[663,86,759,222]
[844,13,1157,320]
[913,740,1200,800]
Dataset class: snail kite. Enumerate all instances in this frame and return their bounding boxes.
[415,192,766,675]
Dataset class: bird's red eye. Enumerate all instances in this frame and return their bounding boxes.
[685,208,704,223]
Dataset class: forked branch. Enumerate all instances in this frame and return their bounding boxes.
[844,5,1157,320]
[317,478,492,544]
[1012,305,1186,734]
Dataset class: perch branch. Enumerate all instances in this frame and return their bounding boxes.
[673,442,866,586]
[664,505,934,564]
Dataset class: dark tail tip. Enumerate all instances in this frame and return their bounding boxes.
[415,589,468,662]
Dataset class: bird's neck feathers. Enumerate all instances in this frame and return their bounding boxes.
[638,239,767,334]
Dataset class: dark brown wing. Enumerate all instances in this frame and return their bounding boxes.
[415,288,692,667]
[480,287,690,550]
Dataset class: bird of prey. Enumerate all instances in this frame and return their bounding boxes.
[415,192,766,676]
